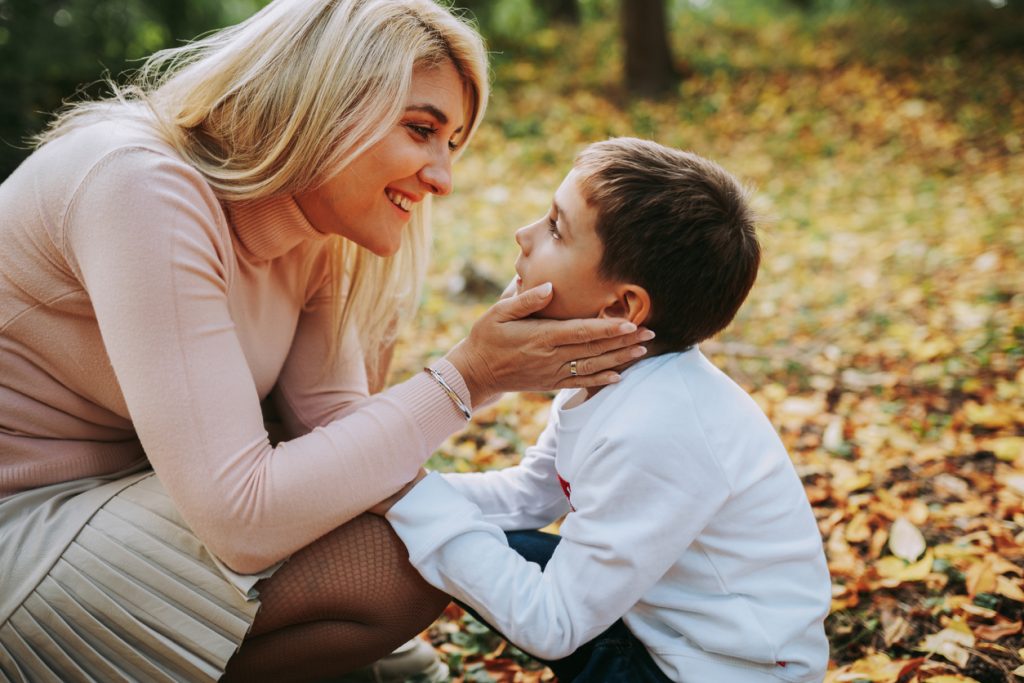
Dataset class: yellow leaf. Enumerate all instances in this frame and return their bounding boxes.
[845,512,872,543]
[934,543,986,560]
[919,619,975,668]
[1003,473,1024,497]
[990,555,1024,576]
[902,550,934,581]
[833,471,873,496]
[829,652,908,682]
[964,401,1014,429]
[875,550,933,584]
[966,557,999,597]
[889,517,926,562]
[876,556,907,579]
[1014,664,1024,676]
[984,436,1024,462]
[997,575,1024,602]
[908,499,929,525]
[924,677,982,683]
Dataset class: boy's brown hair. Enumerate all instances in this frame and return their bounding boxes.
[574,138,760,351]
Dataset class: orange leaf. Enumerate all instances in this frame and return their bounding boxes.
[973,619,1022,641]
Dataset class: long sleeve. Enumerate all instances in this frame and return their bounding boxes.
[442,410,569,530]
[387,426,730,660]
[62,145,471,573]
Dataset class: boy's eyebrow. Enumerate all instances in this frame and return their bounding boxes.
[553,198,573,237]
[405,104,465,135]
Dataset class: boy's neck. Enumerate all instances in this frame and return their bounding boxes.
[572,339,675,404]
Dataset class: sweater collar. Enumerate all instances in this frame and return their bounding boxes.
[225,194,329,260]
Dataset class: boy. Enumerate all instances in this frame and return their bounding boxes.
[377,138,830,682]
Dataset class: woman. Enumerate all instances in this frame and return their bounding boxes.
[0,0,647,680]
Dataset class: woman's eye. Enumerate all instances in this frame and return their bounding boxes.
[448,140,459,152]
[547,217,561,240]
[406,123,436,139]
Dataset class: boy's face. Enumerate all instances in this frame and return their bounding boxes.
[514,169,621,320]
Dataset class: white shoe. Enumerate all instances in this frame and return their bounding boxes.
[332,638,449,683]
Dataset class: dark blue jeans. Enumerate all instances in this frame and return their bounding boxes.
[459,530,673,683]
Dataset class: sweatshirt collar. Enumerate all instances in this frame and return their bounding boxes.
[225,194,329,260]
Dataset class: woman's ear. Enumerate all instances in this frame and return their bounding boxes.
[598,285,651,326]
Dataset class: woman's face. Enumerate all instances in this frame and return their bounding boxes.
[295,60,467,256]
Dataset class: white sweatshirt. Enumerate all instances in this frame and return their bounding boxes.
[388,348,831,682]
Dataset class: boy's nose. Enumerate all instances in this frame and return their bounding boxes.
[514,225,530,253]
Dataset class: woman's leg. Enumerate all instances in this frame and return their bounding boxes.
[222,514,450,682]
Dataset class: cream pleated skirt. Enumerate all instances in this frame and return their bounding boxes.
[0,474,266,682]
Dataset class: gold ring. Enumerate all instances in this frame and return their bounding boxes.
[569,360,578,377]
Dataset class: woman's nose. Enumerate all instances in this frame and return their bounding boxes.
[420,149,453,196]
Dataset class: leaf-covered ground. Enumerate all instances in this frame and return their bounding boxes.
[387,3,1024,680]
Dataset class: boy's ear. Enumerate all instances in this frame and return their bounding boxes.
[598,284,651,326]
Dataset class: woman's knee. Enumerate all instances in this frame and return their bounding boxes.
[249,513,449,636]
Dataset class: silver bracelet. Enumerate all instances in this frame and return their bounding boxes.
[423,366,472,421]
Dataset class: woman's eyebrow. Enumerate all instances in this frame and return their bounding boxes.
[405,104,464,134]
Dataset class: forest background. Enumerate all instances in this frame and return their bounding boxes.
[2,0,1023,680]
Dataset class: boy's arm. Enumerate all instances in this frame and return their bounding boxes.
[442,406,569,530]
[387,430,729,660]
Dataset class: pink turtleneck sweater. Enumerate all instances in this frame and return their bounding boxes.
[0,118,471,574]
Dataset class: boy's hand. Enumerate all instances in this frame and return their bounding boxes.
[369,468,428,516]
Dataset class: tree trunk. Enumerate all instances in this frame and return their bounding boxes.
[621,0,677,98]
[540,0,580,24]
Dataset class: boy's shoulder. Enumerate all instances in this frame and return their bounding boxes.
[572,347,783,463]
[602,347,756,420]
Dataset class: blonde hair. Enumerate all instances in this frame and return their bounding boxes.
[36,0,489,369]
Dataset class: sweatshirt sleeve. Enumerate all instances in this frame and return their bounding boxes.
[387,427,731,660]
[442,407,569,530]
[63,147,471,573]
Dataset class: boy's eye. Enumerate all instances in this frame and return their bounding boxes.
[547,216,562,240]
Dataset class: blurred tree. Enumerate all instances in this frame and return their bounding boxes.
[0,0,263,180]
[621,0,677,97]
[539,0,580,24]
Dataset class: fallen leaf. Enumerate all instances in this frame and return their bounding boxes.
[875,550,934,585]
[918,619,976,668]
[890,517,927,561]
[845,511,872,543]
[984,436,1024,461]
[973,618,1022,641]
[964,401,1015,429]
[997,575,1024,602]
[966,558,999,597]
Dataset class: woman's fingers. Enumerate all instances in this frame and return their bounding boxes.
[556,326,655,362]
[554,370,624,390]
[559,342,650,380]
[444,283,657,400]
[492,282,553,321]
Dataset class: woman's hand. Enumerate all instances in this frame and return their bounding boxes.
[446,282,654,406]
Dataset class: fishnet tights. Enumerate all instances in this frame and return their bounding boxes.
[222,514,449,682]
